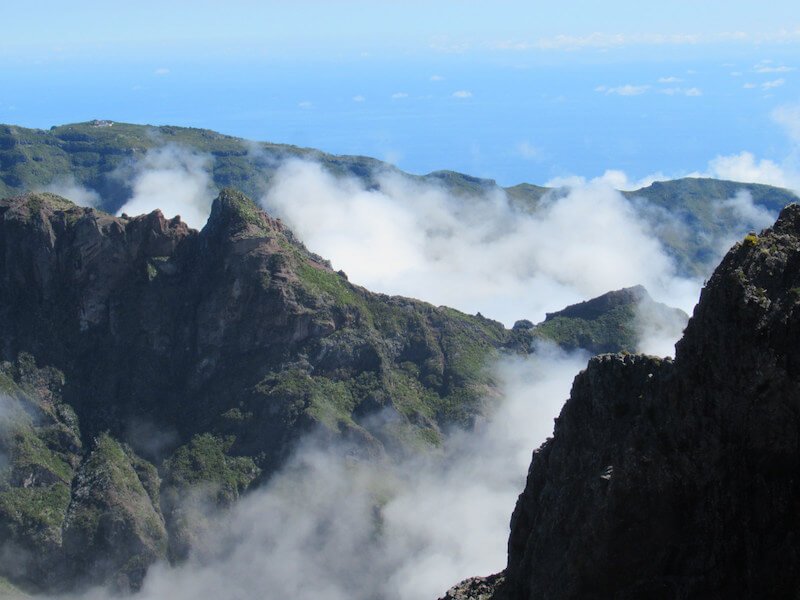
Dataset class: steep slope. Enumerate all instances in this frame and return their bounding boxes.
[444,204,800,599]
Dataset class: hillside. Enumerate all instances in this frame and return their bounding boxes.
[441,204,800,598]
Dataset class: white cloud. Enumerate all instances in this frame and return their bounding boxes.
[429,75,444,81]
[497,29,800,52]
[90,345,589,600]
[546,169,665,192]
[154,67,170,76]
[705,190,781,260]
[262,160,700,324]
[706,151,794,188]
[743,82,757,89]
[391,92,409,99]
[597,84,649,96]
[754,63,795,73]
[429,35,470,54]
[658,76,682,83]
[298,101,313,109]
[720,189,777,230]
[115,145,215,229]
[660,87,702,96]
[531,32,700,51]
[452,90,472,99]
[352,95,365,103]
[697,108,800,192]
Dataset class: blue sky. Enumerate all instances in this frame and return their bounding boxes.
[2,1,799,186]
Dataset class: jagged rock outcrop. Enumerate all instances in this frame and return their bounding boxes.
[445,205,800,599]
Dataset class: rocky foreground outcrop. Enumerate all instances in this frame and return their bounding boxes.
[442,205,800,598]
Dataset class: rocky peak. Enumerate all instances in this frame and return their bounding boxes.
[204,188,283,239]
[515,285,688,355]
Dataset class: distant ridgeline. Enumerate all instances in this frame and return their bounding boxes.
[0,188,671,595]
[1,121,798,278]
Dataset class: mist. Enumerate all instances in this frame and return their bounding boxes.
[0,395,17,474]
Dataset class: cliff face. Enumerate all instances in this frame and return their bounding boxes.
[491,205,800,598]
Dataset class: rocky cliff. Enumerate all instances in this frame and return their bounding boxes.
[443,204,800,598]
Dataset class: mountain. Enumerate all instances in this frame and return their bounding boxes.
[0,190,665,594]
[1,122,797,281]
[517,285,688,355]
[441,204,800,598]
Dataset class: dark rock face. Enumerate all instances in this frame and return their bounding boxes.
[499,204,800,599]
